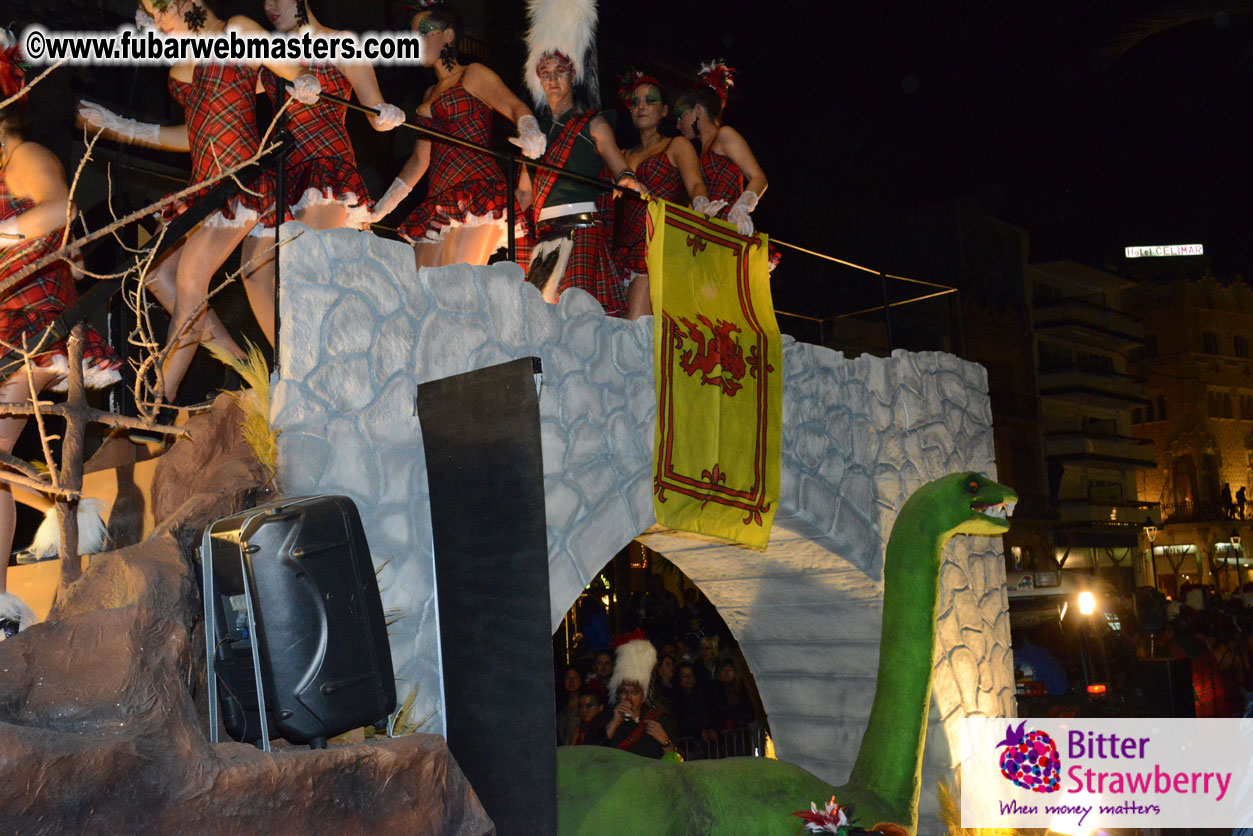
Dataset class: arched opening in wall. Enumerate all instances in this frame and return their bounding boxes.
[552,541,772,762]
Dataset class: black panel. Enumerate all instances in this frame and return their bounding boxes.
[418,358,556,836]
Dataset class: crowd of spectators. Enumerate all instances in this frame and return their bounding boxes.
[1145,582,1253,717]
[554,575,766,759]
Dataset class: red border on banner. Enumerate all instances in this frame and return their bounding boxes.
[653,206,772,524]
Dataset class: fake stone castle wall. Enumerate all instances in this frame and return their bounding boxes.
[273,227,1015,832]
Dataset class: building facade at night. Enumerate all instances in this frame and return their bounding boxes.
[1026,260,1156,588]
[1126,275,1253,597]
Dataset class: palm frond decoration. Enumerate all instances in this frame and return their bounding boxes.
[207,341,278,481]
[390,683,437,736]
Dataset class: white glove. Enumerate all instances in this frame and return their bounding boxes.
[0,590,37,633]
[135,7,156,30]
[691,196,727,217]
[727,189,759,236]
[508,114,547,159]
[0,217,21,249]
[368,177,413,223]
[288,73,322,105]
[78,101,162,146]
[370,102,405,132]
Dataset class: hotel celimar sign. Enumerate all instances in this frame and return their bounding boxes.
[1125,244,1204,258]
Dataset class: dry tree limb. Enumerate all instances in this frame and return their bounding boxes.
[56,324,87,585]
[0,60,64,112]
[0,449,51,483]
[22,337,60,494]
[0,469,77,499]
[0,135,288,298]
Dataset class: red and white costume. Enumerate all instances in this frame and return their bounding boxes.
[173,62,280,233]
[0,173,121,390]
[260,64,371,229]
[615,142,685,278]
[700,146,745,221]
[399,78,507,243]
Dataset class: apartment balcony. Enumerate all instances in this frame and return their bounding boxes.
[1032,298,1143,352]
[1057,499,1161,526]
[1052,500,1161,549]
[1161,500,1238,525]
[1037,364,1149,409]
[1043,431,1159,469]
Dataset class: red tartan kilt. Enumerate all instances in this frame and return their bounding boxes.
[398,177,508,241]
[511,226,535,271]
[283,156,370,215]
[561,225,626,317]
[0,234,120,384]
[614,196,649,276]
[158,169,283,229]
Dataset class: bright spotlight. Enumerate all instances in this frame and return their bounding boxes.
[1078,590,1097,616]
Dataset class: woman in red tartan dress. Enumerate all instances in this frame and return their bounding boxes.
[260,0,404,231]
[131,0,324,402]
[615,74,708,320]
[76,56,249,368]
[674,62,768,237]
[368,4,547,269]
[0,83,120,620]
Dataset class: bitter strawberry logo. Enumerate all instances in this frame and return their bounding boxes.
[996,721,1061,793]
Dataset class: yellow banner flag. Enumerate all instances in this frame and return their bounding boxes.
[647,200,781,549]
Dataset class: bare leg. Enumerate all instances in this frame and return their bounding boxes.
[163,223,254,402]
[447,225,504,267]
[0,366,60,592]
[145,244,246,359]
[296,202,348,231]
[239,236,276,347]
[414,239,442,270]
[436,227,465,267]
[625,273,652,320]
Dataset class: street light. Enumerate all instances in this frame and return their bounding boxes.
[1231,532,1243,596]
[1078,590,1098,615]
[1143,521,1159,590]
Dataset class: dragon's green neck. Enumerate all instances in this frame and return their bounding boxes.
[845,510,947,819]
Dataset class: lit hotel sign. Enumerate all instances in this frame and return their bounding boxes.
[1125,244,1204,258]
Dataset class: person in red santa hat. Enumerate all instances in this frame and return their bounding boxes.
[586,629,677,758]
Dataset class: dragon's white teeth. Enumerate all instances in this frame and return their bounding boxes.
[1005,500,1016,518]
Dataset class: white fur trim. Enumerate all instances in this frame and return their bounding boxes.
[607,638,656,702]
[400,210,507,245]
[289,187,373,230]
[201,203,263,230]
[525,0,599,108]
[0,591,37,633]
[36,355,123,393]
[25,497,110,559]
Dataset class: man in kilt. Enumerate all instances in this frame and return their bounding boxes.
[516,0,640,317]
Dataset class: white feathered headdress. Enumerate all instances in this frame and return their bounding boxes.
[607,630,656,703]
[524,0,600,110]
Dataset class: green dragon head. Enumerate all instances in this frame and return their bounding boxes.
[903,471,1017,541]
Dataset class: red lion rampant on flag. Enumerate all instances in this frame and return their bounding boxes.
[675,314,747,396]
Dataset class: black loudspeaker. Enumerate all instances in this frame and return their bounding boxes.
[1133,658,1194,718]
[201,495,396,749]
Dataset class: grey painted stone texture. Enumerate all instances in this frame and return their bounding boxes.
[275,227,1014,832]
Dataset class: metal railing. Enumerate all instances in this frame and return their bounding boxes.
[673,724,768,761]
[1161,500,1245,524]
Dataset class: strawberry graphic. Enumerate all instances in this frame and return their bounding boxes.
[995,721,1060,793]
